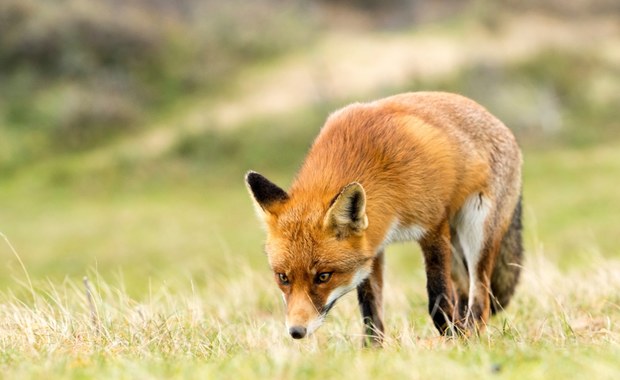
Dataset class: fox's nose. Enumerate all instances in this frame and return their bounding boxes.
[289,326,307,339]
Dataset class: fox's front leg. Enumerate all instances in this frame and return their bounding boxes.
[420,221,462,335]
[356,250,385,346]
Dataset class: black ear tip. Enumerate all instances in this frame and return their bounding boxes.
[245,171,265,187]
[245,170,257,183]
[245,171,289,205]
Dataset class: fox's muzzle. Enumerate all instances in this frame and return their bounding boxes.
[288,326,307,339]
[286,310,326,339]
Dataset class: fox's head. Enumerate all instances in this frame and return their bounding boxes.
[245,171,374,339]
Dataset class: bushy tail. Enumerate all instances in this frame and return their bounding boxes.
[490,195,523,314]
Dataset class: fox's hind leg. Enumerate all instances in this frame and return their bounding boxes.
[420,220,462,335]
[453,192,497,332]
[450,226,470,322]
[356,250,385,346]
[466,242,498,331]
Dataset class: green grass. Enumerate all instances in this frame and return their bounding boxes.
[2,13,620,377]
[1,139,619,379]
[523,145,620,267]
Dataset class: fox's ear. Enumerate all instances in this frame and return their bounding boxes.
[324,182,368,237]
[245,171,289,217]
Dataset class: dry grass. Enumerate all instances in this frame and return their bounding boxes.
[1,229,619,379]
[1,140,620,378]
[2,4,619,378]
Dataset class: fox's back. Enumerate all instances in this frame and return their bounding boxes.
[289,92,521,244]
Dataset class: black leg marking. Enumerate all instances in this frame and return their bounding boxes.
[420,223,461,335]
[356,251,385,346]
[357,278,384,343]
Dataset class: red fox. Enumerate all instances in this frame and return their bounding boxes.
[245,92,523,345]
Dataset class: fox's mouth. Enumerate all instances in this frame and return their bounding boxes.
[287,299,339,339]
[321,300,336,315]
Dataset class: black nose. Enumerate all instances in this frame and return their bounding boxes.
[289,326,307,339]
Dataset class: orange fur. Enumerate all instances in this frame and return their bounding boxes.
[246,92,522,343]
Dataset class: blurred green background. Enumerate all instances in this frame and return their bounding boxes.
[1,0,619,298]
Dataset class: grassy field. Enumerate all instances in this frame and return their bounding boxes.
[2,6,620,379]
[1,138,619,379]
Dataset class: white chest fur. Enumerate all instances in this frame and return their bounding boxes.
[381,220,427,248]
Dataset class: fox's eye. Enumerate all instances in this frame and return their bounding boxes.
[315,272,332,284]
[277,273,290,285]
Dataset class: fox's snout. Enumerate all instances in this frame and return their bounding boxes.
[285,305,326,340]
[288,326,307,339]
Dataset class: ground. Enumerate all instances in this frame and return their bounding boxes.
[1,10,619,380]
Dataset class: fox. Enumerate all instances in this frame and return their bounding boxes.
[245,92,523,345]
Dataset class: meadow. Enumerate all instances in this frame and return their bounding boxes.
[2,119,620,379]
[2,2,620,379]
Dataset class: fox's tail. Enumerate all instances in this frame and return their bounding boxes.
[490,195,523,314]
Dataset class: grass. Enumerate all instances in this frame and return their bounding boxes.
[523,145,620,266]
[1,139,619,379]
[1,9,619,377]
[1,242,619,379]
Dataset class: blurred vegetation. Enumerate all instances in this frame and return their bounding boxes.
[2,0,619,177]
[1,0,619,286]
[1,2,619,378]
[167,50,620,185]
[408,50,620,148]
[499,0,620,15]
[0,0,314,168]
